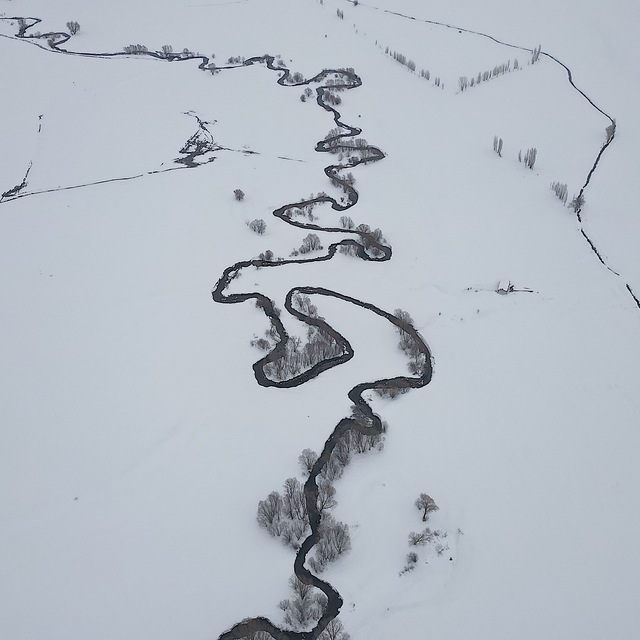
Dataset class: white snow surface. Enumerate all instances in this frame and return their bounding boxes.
[1,1,639,639]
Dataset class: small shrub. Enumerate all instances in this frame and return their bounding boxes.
[251,337,271,351]
[606,119,616,141]
[568,193,585,211]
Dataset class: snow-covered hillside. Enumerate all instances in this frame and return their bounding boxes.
[1,2,639,639]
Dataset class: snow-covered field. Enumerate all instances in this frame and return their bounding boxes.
[1,1,639,639]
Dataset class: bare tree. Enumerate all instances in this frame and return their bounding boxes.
[66,21,80,35]
[521,147,537,169]
[279,576,326,631]
[408,528,434,546]
[234,188,245,201]
[319,618,351,640]
[298,448,318,476]
[248,218,267,234]
[257,491,283,530]
[415,493,439,521]
[282,477,307,522]
[317,478,337,514]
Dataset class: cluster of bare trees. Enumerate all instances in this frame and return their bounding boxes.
[323,89,342,106]
[385,48,417,73]
[519,147,538,169]
[459,58,520,93]
[550,181,568,205]
[531,44,542,64]
[262,323,340,380]
[400,493,448,574]
[256,294,341,381]
[395,309,427,376]
[493,135,504,157]
[337,219,389,259]
[123,43,148,54]
[257,478,309,550]
[372,308,425,398]
[568,192,585,212]
[308,516,351,573]
[322,129,377,162]
[329,171,355,189]
[298,233,323,254]
[339,216,355,230]
[274,576,351,638]
[278,576,327,632]
[383,46,438,87]
[257,405,385,555]
[240,624,350,640]
[66,21,80,35]
[289,203,319,222]
[255,403,387,635]
[300,86,314,102]
[311,409,385,486]
[290,233,323,257]
[493,140,538,170]
[157,44,204,59]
